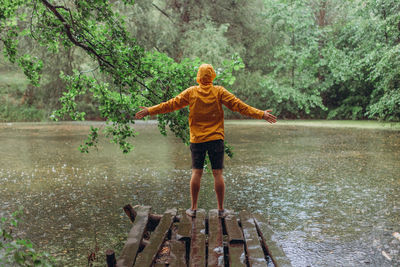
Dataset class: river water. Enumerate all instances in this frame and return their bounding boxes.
[0,121,399,266]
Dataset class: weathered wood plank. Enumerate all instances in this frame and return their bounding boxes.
[225,213,246,266]
[113,206,291,267]
[239,210,268,266]
[135,209,177,267]
[176,211,192,241]
[225,213,244,244]
[207,209,224,266]
[253,214,292,267]
[228,243,246,267]
[189,209,206,267]
[123,204,138,223]
[169,240,187,267]
[117,206,151,267]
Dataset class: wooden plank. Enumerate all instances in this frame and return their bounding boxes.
[228,243,246,267]
[239,210,268,266]
[253,214,292,267]
[207,209,224,266]
[123,204,138,223]
[176,211,192,241]
[135,209,177,267]
[225,213,244,244]
[169,240,187,267]
[189,209,206,267]
[225,213,246,266]
[117,206,151,267]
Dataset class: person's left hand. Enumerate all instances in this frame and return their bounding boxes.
[135,106,149,119]
[263,109,277,124]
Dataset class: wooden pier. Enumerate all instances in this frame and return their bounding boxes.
[106,205,292,267]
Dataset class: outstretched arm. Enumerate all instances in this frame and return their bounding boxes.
[135,88,191,119]
[221,87,277,123]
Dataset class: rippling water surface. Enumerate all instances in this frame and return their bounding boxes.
[0,121,399,266]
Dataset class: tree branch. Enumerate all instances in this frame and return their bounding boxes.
[54,5,69,11]
[152,3,174,23]
[40,0,163,103]
[40,0,115,69]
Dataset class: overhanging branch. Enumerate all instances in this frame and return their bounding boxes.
[40,0,115,69]
[39,0,163,103]
[152,3,174,23]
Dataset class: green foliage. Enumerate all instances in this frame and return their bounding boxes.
[80,126,99,153]
[366,44,400,121]
[367,89,400,121]
[0,103,45,122]
[320,0,400,121]
[180,22,238,67]
[17,55,43,87]
[256,0,327,118]
[260,76,326,118]
[0,208,54,266]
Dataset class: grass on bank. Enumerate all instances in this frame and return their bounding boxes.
[0,70,45,122]
[226,119,400,130]
[2,119,400,131]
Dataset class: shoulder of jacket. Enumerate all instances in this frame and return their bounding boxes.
[180,86,194,95]
[186,86,198,92]
[213,85,225,91]
[183,86,198,99]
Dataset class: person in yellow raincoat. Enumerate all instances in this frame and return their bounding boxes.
[135,64,277,217]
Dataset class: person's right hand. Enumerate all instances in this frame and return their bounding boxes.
[135,106,149,119]
[263,109,277,124]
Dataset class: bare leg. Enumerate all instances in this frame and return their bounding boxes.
[190,168,203,210]
[212,169,225,211]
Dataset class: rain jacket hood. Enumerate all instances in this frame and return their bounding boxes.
[196,64,216,88]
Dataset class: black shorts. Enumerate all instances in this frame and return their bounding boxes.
[190,139,224,170]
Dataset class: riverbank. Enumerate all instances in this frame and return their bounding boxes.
[2,119,400,131]
[226,119,400,130]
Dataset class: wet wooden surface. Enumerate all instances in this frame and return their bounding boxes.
[207,209,224,266]
[134,208,176,266]
[169,239,187,267]
[189,209,206,267]
[225,213,244,244]
[176,210,192,241]
[240,210,268,266]
[112,205,292,267]
[116,206,151,267]
[225,213,246,266]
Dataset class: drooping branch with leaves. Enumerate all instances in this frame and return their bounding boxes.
[0,0,243,154]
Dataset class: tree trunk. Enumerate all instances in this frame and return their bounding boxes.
[291,30,295,88]
[316,0,327,82]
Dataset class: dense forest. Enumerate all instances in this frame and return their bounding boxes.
[0,0,399,149]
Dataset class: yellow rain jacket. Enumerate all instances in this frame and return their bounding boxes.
[148,64,264,143]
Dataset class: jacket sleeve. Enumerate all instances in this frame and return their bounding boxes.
[220,87,264,119]
[148,88,190,115]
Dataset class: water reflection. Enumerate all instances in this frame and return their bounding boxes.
[0,121,399,266]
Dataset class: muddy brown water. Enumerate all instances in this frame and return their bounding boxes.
[0,121,399,266]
